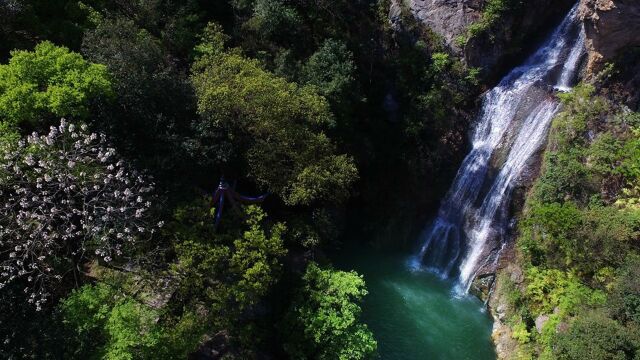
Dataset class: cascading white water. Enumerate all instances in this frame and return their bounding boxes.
[415,4,586,292]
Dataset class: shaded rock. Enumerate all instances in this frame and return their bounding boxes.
[389,0,481,54]
[470,273,495,303]
[509,266,523,284]
[390,0,575,81]
[579,0,640,75]
[486,264,529,359]
[495,302,507,322]
[464,0,575,82]
[556,321,570,333]
[406,0,482,53]
[190,331,232,360]
[492,320,519,360]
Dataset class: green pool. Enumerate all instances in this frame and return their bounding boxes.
[333,247,496,360]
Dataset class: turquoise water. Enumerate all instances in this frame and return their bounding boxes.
[334,248,496,360]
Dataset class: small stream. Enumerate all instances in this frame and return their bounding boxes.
[334,247,496,360]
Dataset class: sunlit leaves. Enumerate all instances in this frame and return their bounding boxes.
[283,262,377,360]
[191,25,357,205]
[0,41,112,126]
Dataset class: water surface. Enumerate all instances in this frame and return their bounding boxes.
[334,248,496,360]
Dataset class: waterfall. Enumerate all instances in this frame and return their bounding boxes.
[416,4,586,292]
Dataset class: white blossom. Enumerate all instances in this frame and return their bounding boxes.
[0,120,159,308]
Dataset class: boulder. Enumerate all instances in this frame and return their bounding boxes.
[406,0,482,53]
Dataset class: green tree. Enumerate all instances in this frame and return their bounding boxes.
[609,255,640,324]
[0,0,103,60]
[243,0,301,38]
[170,200,287,345]
[60,283,205,360]
[0,41,112,128]
[190,24,357,205]
[300,39,355,104]
[282,262,377,360]
[552,310,638,360]
[82,17,195,175]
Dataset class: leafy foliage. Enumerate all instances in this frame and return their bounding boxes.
[521,202,640,276]
[609,255,640,324]
[512,83,640,358]
[81,17,195,174]
[552,310,639,360]
[169,200,287,346]
[243,0,302,39]
[61,283,205,360]
[524,268,605,317]
[300,39,356,105]
[0,0,502,357]
[0,42,112,127]
[283,262,377,360]
[190,24,357,205]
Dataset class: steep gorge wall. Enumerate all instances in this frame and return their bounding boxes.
[390,0,575,81]
[464,0,575,81]
[487,2,640,359]
[389,0,483,52]
[579,0,640,76]
[390,2,640,359]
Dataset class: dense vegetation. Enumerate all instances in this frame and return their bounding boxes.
[4,1,637,359]
[501,75,640,359]
[0,0,480,358]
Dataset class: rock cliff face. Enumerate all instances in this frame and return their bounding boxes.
[579,0,640,75]
[465,0,575,80]
[389,0,483,52]
[488,264,523,360]
[390,0,574,81]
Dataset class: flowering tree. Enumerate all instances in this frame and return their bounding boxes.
[0,119,158,309]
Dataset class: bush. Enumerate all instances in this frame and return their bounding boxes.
[609,255,640,324]
[524,268,605,317]
[521,200,640,277]
[552,310,638,360]
[170,201,287,345]
[61,283,205,360]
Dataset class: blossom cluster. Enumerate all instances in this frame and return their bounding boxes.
[0,119,157,309]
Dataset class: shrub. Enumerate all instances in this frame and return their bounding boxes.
[609,255,640,324]
[552,310,638,360]
[524,268,605,317]
[61,283,205,360]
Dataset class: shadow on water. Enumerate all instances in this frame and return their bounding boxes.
[332,246,496,360]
